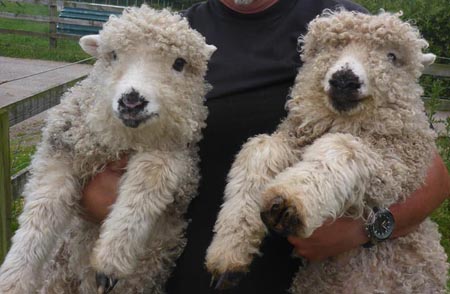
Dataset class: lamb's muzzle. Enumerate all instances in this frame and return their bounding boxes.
[117,88,156,128]
[323,54,369,112]
[328,69,364,112]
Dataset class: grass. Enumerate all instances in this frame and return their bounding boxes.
[0,1,90,62]
[0,33,90,62]
[0,0,49,16]
[10,140,36,175]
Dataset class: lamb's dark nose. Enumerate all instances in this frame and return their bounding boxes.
[329,69,361,91]
[121,89,144,109]
[327,69,364,112]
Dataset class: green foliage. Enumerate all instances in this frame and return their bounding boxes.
[357,0,450,58]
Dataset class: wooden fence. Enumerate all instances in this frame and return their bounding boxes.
[0,62,449,262]
[0,0,123,48]
[0,0,199,48]
[0,75,86,261]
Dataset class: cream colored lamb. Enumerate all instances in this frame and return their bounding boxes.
[0,6,216,294]
[206,10,448,293]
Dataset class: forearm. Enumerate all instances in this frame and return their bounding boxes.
[288,153,450,261]
[390,153,450,238]
[345,153,450,243]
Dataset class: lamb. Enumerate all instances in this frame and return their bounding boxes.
[0,6,216,294]
[205,10,449,293]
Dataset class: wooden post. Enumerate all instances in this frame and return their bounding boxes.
[0,109,12,263]
[49,0,57,48]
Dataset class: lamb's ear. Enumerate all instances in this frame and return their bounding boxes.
[79,35,100,57]
[421,53,436,67]
[205,44,217,59]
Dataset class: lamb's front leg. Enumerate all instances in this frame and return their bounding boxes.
[205,133,298,289]
[261,133,383,238]
[91,151,190,292]
[0,153,79,294]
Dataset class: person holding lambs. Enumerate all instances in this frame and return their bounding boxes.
[82,0,450,293]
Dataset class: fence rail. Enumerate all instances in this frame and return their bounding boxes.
[0,11,106,27]
[424,63,450,77]
[7,76,86,126]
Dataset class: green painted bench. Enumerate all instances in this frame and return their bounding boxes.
[57,7,121,35]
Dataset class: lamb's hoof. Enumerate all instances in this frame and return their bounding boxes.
[260,196,301,236]
[213,271,245,290]
[96,272,118,294]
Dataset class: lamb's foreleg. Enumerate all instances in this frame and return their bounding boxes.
[91,151,190,287]
[0,154,79,294]
[205,134,298,289]
[261,133,382,238]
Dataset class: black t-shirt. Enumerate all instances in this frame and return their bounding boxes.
[166,1,367,293]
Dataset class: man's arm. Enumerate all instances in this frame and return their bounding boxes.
[288,153,450,261]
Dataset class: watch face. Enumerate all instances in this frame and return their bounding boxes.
[372,210,395,240]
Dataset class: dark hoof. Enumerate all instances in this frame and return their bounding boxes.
[213,271,245,290]
[96,272,118,294]
[260,196,301,236]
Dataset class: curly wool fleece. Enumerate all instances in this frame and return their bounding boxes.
[205,10,448,294]
[0,5,215,294]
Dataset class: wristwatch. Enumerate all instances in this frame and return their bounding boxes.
[363,207,395,248]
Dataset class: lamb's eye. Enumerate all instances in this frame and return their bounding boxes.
[387,52,397,62]
[111,51,117,60]
[172,58,187,72]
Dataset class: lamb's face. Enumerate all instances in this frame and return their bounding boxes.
[80,35,211,128]
[298,11,435,115]
[79,34,216,130]
[106,45,191,129]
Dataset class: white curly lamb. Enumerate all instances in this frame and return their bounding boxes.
[0,6,216,294]
[205,10,449,293]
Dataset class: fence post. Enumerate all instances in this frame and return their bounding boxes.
[0,109,12,263]
[49,0,58,48]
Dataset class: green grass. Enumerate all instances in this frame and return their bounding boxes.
[0,2,90,62]
[0,33,90,62]
[10,144,36,175]
[10,128,40,174]
[0,0,49,16]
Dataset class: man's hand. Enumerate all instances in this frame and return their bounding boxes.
[288,153,450,262]
[287,218,367,262]
[80,155,128,223]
